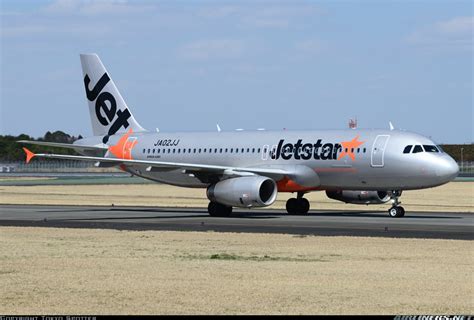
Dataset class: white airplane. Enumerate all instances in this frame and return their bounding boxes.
[21,54,459,218]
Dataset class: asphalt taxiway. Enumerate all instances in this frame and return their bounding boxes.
[0,204,472,240]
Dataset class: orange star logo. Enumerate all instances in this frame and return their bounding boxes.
[338,135,364,161]
[108,129,137,160]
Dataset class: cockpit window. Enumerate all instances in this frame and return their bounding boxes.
[403,145,412,154]
[437,145,444,153]
[412,145,423,153]
[423,145,439,153]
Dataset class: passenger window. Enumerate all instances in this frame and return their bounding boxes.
[220,148,222,153]
[423,145,439,152]
[413,145,423,153]
[236,149,239,153]
[403,145,412,154]
[225,148,228,153]
[143,149,145,153]
[252,148,255,153]
[199,148,201,153]
[363,148,366,153]
[147,149,150,154]
[157,149,160,154]
[258,148,261,153]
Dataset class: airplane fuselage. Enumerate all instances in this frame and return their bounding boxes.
[77,128,459,192]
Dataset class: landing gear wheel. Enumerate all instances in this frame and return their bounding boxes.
[388,206,405,218]
[208,202,233,217]
[299,198,310,214]
[286,198,310,215]
[286,198,298,214]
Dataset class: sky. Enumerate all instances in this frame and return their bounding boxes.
[1,0,472,143]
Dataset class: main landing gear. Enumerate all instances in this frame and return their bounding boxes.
[208,201,233,217]
[286,192,310,215]
[388,190,405,218]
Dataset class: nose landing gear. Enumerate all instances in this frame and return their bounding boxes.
[286,192,310,215]
[388,206,405,218]
[388,190,405,218]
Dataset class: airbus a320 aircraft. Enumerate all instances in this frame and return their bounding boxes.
[20,54,459,218]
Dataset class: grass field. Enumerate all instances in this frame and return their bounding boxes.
[0,227,472,315]
[0,181,472,212]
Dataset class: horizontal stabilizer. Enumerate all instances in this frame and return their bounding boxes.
[22,147,36,164]
[18,140,108,151]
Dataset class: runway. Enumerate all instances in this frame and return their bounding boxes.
[0,204,472,240]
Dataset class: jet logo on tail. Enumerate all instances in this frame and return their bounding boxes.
[84,73,132,139]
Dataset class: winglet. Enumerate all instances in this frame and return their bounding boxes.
[22,147,36,164]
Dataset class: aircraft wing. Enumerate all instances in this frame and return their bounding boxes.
[22,148,289,177]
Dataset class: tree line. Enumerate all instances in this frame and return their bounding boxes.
[0,131,82,162]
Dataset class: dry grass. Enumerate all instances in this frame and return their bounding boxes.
[0,181,472,212]
[0,227,472,314]
[0,177,56,181]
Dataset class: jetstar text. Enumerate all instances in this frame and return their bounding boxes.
[272,139,343,160]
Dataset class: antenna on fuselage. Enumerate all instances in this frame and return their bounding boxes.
[349,117,357,129]
[389,122,394,131]
[216,124,221,132]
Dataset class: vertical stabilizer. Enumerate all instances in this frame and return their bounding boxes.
[80,54,146,142]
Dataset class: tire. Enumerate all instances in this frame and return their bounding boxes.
[286,198,298,214]
[286,198,310,215]
[388,206,404,218]
[298,198,310,214]
[208,202,232,217]
[398,206,405,217]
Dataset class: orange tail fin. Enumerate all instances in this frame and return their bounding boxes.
[22,147,36,164]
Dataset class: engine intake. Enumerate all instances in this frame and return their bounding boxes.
[207,176,277,208]
[326,190,391,205]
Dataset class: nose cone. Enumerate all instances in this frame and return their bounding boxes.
[436,156,459,182]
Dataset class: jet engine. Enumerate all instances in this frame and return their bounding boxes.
[207,176,278,208]
[325,190,392,205]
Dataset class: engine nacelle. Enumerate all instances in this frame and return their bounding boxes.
[207,176,278,208]
[326,190,392,205]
